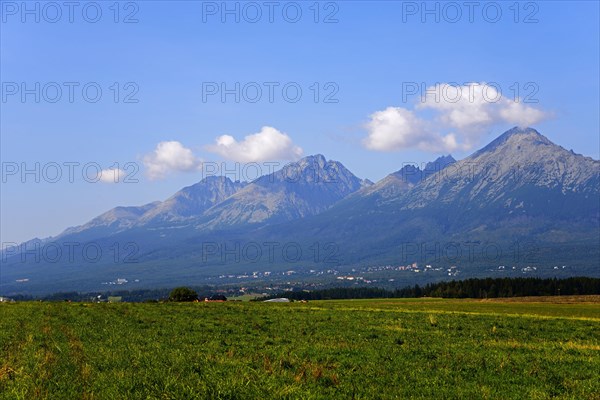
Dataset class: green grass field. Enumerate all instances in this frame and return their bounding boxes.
[1,298,599,399]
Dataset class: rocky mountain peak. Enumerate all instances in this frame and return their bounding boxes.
[199,154,365,227]
[474,126,552,158]
[362,155,456,198]
[424,155,456,172]
[400,127,599,213]
[392,155,456,182]
[179,175,244,194]
[137,176,246,224]
[297,154,327,167]
[252,154,360,189]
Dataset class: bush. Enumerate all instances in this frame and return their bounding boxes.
[169,287,198,302]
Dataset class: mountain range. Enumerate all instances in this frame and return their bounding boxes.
[2,127,599,295]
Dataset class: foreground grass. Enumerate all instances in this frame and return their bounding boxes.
[0,298,598,399]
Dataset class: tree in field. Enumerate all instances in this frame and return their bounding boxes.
[169,287,198,302]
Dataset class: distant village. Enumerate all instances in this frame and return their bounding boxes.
[5,263,573,300]
[197,262,570,286]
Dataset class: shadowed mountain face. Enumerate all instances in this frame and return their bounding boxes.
[2,128,599,295]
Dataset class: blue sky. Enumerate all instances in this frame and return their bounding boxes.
[1,0,599,244]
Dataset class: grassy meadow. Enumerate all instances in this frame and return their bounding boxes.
[1,297,599,399]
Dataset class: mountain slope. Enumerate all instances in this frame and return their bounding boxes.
[398,127,599,218]
[361,155,456,199]
[53,176,247,241]
[56,201,160,240]
[196,155,366,228]
[138,176,247,224]
[273,127,599,266]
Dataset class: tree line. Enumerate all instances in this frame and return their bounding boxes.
[255,277,600,301]
[8,277,599,302]
[8,285,222,302]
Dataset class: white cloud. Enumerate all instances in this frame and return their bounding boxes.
[363,107,465,153]
[418,83,497,131]
[99,168,125,183]
[364,82,549,153]
[143,141,202,180]
[499,101,547,127]
[419,82,547,130]
[206,126,303,162]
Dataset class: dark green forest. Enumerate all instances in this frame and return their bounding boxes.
[257,277,600,301]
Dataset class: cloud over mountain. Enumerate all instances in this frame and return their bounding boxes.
[363,82,549,153]
[206,126,303,162]
[363,107,461,153]
[143,141,202,180]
